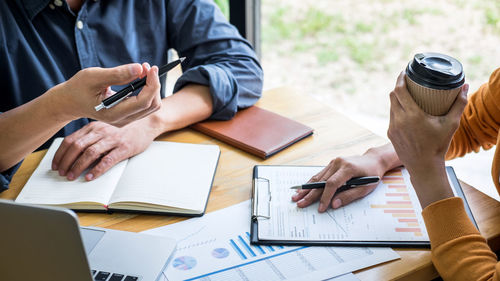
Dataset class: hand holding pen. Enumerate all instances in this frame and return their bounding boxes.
[292,153,391,213]
[291,176,379,213]
[94,58,185,111]
[57,62,162,128]
[290,176,380,191]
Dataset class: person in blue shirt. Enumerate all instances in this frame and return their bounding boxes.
[0,0,263,191]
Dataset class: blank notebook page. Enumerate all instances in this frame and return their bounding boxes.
[109,141,220,212]
[15,138,126,206]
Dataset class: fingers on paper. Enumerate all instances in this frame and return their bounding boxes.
[68,137,119,181]
[296,189,323,208]
[292,168,325,204]
[317,158,354,213]
[52,125,97,176]
[87,147,129,181]
[319,172,351,213]
[292,189,311,202]
[330,183,378,209]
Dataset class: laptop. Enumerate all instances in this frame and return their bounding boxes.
[0,199,176,281]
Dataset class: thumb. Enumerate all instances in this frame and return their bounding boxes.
[87,63,143,89]
[446,84,469,120]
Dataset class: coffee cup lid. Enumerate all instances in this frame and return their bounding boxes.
[406,52,465,89]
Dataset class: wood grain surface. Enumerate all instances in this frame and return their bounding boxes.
[3,87,500,281]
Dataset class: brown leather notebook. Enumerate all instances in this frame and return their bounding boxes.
[191,106,313,158]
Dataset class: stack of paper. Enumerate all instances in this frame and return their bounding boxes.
[143,201,399,281]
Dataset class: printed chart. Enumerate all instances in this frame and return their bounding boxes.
[143,201,399,281]
[211,248,230,259]
[172,256,197,271]
[229,232,284,260]
[257,166,430,242]
[371,169,423,238]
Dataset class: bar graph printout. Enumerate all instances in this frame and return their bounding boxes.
[257,166,450,242]
[143,201,399,281]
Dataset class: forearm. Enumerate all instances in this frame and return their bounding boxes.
[363,143,402,177]
[0,63,160,173]
[144,84,213,136]
[410,163,454,208]
[0,86,72,171]
[370,143,454,208]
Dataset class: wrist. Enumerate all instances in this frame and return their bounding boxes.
[44,83,79,123]
[364,143,401,177]
[141,85,213,136]
[406,157,446,178]
[407,164,454,208]
[140,104,172,138]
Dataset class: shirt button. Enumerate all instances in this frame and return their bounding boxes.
[49,4,55,9]
[54,0,63,7]
[76,20,84,30]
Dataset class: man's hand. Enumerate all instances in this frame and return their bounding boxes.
[292,144,400,213]
[51,120,157,181]
[55,63,162,127]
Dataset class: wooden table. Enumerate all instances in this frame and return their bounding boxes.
[3,87,500,281]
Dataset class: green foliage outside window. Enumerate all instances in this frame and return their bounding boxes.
[214,0,230,20]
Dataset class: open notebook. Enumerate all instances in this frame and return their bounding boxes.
[15,138,220,216]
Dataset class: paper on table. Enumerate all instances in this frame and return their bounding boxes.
[325,273,360,281]
[143,201,399,281]
[109,141,220,211]
[15,138,127,206]
[257,166,431,242]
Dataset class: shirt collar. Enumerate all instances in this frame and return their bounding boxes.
[21,0,53,20]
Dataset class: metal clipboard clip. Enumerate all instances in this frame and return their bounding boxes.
[251,177,271,220]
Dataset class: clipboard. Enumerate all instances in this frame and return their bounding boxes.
[250,165,478,248]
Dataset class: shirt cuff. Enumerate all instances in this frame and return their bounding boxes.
[422,197,480,248]
[0,162,22,192]
[173,64,238,120]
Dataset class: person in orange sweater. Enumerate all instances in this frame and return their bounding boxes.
[292,69,500,279]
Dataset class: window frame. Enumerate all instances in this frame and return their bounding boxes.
[229,0,261,59]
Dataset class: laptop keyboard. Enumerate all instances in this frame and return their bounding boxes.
[92,270,139,281]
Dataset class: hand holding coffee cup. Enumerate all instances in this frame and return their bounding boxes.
[405,53,465,116]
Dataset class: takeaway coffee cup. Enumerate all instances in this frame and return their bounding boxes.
[405,52,465,116]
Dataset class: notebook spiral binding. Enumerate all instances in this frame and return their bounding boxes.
[251,177,272,220]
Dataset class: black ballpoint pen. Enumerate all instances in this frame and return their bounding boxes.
[94,57,186,111]
[289,176,380,193]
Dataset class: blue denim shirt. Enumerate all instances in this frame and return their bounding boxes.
[0,0,263,191]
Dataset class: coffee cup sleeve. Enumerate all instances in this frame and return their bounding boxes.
[405,75,462,116]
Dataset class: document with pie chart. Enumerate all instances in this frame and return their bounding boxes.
[143,201,399,281]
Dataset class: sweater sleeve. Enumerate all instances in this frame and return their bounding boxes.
[446,68,500,160]
[422,197,500,281]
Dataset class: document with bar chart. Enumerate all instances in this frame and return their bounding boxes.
[143,201,399,281]
[253,165,473,247]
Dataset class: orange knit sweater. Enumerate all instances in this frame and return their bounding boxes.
[422,68,500,280]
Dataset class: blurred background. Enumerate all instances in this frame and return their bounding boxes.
[208,0,500,200]
[260,0,500,132]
